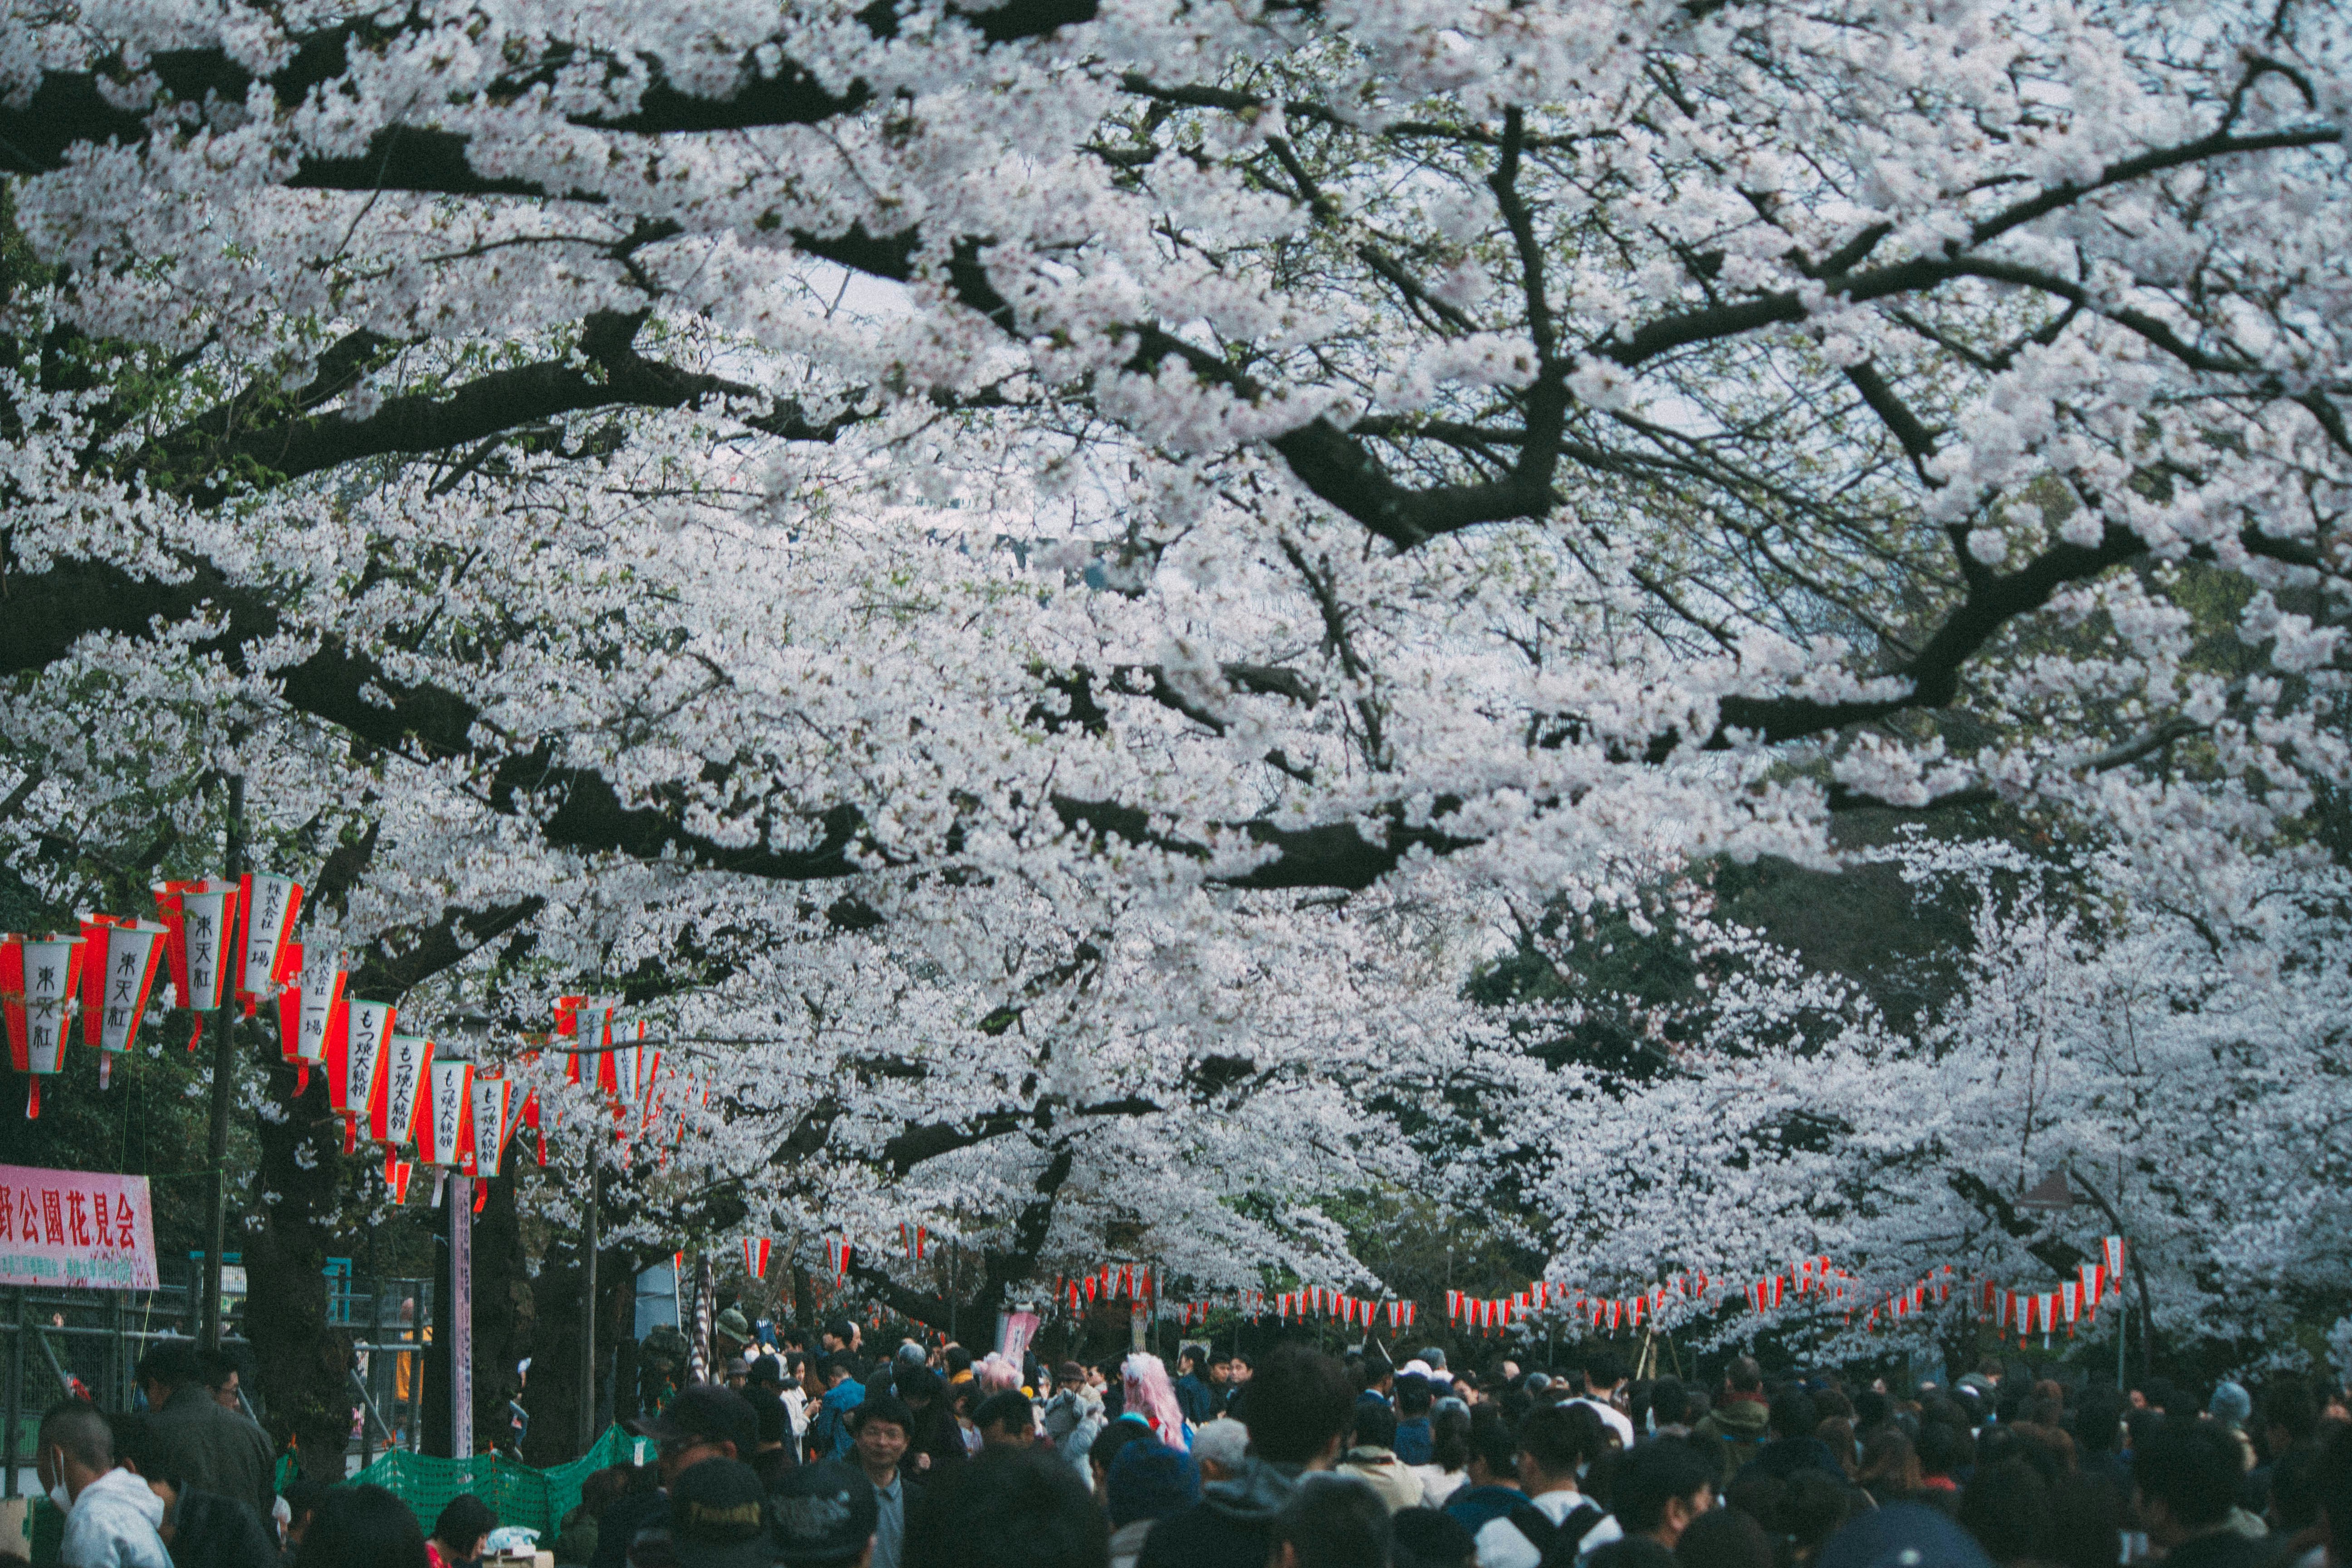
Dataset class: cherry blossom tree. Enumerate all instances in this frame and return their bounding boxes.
[2,0,2348,1444]
[1507,832,2352,1373]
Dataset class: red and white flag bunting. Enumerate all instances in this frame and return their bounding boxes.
[417,1058,474,1168]
[374,1033,432,1162]
[236,873,303,1015]
[472,1076,516,1178]
[78,915,167,1087]
[156,879,239,1042]
[334,999,396,1152]
[2,931,85,1117]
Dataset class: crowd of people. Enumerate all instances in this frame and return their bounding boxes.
[29,1318,2352,1568]
[502,1323,2352,1568]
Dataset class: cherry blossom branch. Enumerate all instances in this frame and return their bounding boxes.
[128,313,873,503]
[0,2,1102,181]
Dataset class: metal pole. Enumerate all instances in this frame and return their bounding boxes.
[2118,1259,2128,1392]
[362,1237,380,1469]
[4,1287,23,1498]
[200,774,245,1354]
[579,1138,598,1455]
[450,1176,473,1463]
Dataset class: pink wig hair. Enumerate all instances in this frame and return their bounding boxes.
[977,1354,1023,1394]
[1123,1352,1190,1451]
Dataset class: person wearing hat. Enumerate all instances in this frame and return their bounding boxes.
[662,1457,774,1568]
[1107,1442,1201,1568]
[773,1460,877,1568]
[716,1309,756,1367]
[2210,1382,2259,1473]
[593,1384,759,1568]
[1815,1501,1995,1568]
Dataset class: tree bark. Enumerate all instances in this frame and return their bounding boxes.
[468,1175,530,1454]
[519,1247,588,1465]
[240,1055,357,1483]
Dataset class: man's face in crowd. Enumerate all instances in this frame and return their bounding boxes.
[855,1418,908,1478]
[1210,1360,1230,1386]
[212,1372,240,1411]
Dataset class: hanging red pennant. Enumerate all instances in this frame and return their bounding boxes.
[554,996,587,1083]
[78,914,168,1089]
[279,946,347,1097]
[417,1058,473,1168]
[471,1076,515,1177]
[744,1237,773,1279]
[332,998,395,1148]
[3,931,85,1118]
[235,872,304,1016]
[154,879,239,1047]
[373,1033,432,1156]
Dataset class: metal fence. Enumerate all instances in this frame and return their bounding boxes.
[2,1262,436,1495]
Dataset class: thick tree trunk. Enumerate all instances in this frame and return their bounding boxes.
[518,1225,643,1462]
[519,1234,592,1466]
[469,1174,530,1453]
[242,1057,356,1484]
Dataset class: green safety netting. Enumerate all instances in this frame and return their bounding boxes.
[20,1429,643,1564]
[346,1426,647,1541]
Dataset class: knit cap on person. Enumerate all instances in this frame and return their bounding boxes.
[1108,1441,1201,1529]
[1817,1503,1995,1568]
[2209,1382,2253,1427]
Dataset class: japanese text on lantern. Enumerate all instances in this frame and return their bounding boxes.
[0,1165,157,1288]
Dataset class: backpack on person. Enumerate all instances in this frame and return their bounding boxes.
[1507,1499,1609,1568]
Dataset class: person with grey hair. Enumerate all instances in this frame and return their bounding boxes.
[1192,1419,1250,1483]
[39,1400,172,1568]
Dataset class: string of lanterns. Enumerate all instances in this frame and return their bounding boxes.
[3,873,723,1216]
